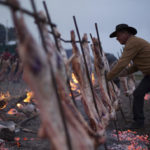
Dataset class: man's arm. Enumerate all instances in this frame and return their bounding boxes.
[107,39,139,80]
[118,64,139,77]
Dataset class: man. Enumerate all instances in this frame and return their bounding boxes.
[107,24,150,129]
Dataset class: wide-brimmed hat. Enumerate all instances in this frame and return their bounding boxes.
[110,24,137,38]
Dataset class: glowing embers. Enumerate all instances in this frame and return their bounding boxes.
[14,137,39,148]
[144,93,150,101]
[109,130,149,150]
[7,108,18,115]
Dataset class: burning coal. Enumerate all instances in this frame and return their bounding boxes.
[109,130,149,150]
[144,93,150,101]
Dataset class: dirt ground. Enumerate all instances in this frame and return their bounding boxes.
[0,78,150,150]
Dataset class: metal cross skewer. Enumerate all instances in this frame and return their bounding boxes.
[94,23,120,142]
[30,0,72,150]
[43,1,77,108]
[90,33,93,40]
[95,23,103,56]
[43,1,60,51]
[73,16,101,118]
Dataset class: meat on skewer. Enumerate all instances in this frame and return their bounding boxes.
[82,34,93,74]
[91,38,116,119]
[38,11,100,146]
[12,7,95,149]
[70,31,106,143]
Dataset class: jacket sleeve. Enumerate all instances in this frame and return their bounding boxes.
[127,64,139,74]
[118,64,139,77]
[107,39,139,80]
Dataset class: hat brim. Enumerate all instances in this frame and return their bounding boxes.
[109,27,137,38]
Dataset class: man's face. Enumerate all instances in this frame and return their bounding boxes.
[116,31,130,45]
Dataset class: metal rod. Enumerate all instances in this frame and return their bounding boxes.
[104,143,108,150]
[89,33,93,40]
[43,1,77,108]
[95,23,103,55]
[0,1,52,25]
[94,25,120,142]
[110,81,127,123]
[48,31,90,43]
[119,105,127,123]
[73,16,100,117]
[43,1,60,51]
[113,120,120,142]
[94,23,112,100]
[30,1,72,150]
[60,37,90,43]
[104,71,112,100]
[128,95,132,109]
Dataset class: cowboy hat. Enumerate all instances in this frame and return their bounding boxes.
[110,24,137,38]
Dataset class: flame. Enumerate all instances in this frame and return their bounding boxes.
[0,100,7,110]
[23,91,34,103]
[7,108,18,115]
[91,73,95,85]
[72,73,78,84]
[69,73,95,95]
[0,91,10,100]
[17,103,24,109]
[70,73,80,94]
[70,80,78,91]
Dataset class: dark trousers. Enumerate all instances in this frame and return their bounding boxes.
[133,75,150,124]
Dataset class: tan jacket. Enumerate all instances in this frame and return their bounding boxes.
[107,35,150,80]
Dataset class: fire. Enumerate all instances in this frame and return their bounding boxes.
[0,92,10,110]
[70,80,78,91]
[72,73,78,84]
[144,93,150,101]
[70,73,80,94]
[7,108,18,115]
[23,91,34,103]
[91,73,95,85]
[0,91,10,100]
[111,130,149,150]
[70,73,95,94]
[23,137,28,141]
[14,137,21,147]
[17,103,24,109]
